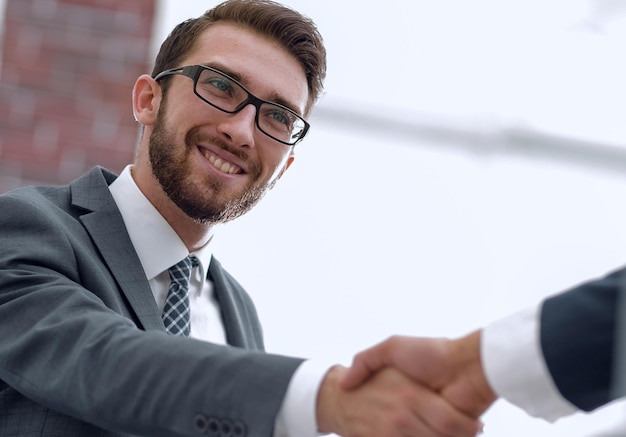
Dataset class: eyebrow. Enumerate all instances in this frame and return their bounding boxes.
[201,62,304,116]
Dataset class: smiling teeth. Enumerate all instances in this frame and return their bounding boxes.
[203,150,241,174]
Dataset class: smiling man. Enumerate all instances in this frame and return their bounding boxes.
[0,1,481,437]
[134,21,307,235]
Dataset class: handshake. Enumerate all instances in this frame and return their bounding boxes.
[316,331,496,437]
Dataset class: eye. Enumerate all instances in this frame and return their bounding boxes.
[264,106,296,128]
[196,68,240,98]
[204,77,233,95]
[269,109,291,126]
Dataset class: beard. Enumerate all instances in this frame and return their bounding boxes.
[148,106,275,225]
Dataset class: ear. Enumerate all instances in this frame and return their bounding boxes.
[132,74,162,126]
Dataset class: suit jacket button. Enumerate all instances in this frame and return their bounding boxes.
[233,420,246,437]
[220,419,233,436]
[194,414,209,433]
[206,417,220,436]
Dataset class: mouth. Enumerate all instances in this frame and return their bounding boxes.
[199,147,244,175]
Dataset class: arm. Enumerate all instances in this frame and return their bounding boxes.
[1,189,482,437]
[465,270,621,418]
[539,268,621,411]
[342,267,624,422]
[0,191,301,436]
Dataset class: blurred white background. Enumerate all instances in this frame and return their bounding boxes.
[155,1,626,436]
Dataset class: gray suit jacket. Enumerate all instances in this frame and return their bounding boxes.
[0,167,303,437]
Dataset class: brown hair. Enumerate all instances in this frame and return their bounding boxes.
[152,0,326,114]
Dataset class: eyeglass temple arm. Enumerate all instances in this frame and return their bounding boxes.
[154,66,187,81]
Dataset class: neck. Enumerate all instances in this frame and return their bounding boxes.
[131,165,214,252]
[159,200,214,252]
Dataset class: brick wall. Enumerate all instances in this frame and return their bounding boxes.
[0,0,156,193]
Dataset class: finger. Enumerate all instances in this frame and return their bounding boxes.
[341,341,391,389]
[411,383,483,437]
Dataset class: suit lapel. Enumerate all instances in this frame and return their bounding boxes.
[70,167,164,331]
[68,167,263,342]
[209,258,262,350]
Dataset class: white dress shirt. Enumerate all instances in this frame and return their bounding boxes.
[109,165,326,437]
[482,304,579,421]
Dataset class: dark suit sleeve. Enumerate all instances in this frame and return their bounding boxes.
[540,267,623,412]
[0,189,304,437]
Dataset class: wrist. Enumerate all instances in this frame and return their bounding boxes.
[448,330,497,415]
[315,365,345,434]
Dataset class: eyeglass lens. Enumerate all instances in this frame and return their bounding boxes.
[194,68,306,144]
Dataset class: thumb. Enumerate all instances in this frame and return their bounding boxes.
[340,340,393,390]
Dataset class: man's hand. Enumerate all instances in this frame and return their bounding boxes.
[341,331,497,418]
[316,364,483,437]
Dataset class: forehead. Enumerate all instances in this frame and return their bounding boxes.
[183,23,309,115]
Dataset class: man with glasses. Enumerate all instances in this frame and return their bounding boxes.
[0,1,481,436]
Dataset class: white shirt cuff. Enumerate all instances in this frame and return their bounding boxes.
[274,359,333,437]
[481,305,578,422]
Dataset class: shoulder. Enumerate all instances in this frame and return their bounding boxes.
[0,166,116,215]
[0,183,71,222]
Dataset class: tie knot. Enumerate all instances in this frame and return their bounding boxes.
[168,256,198,286]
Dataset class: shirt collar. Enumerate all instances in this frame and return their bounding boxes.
[108,165,213,280]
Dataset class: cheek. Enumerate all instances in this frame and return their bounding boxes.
[265,149,293,181]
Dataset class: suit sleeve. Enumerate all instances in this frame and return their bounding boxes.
[540,267,622,411]
[0,190,304,437]
[481,305,578,421]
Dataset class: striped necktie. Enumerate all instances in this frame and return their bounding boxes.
[162,256,198,336]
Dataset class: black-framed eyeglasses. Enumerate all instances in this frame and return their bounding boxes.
[154,65,310,146]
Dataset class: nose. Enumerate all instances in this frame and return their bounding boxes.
[216,104,257,147]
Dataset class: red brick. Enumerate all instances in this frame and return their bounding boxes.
[1,0,155,190]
